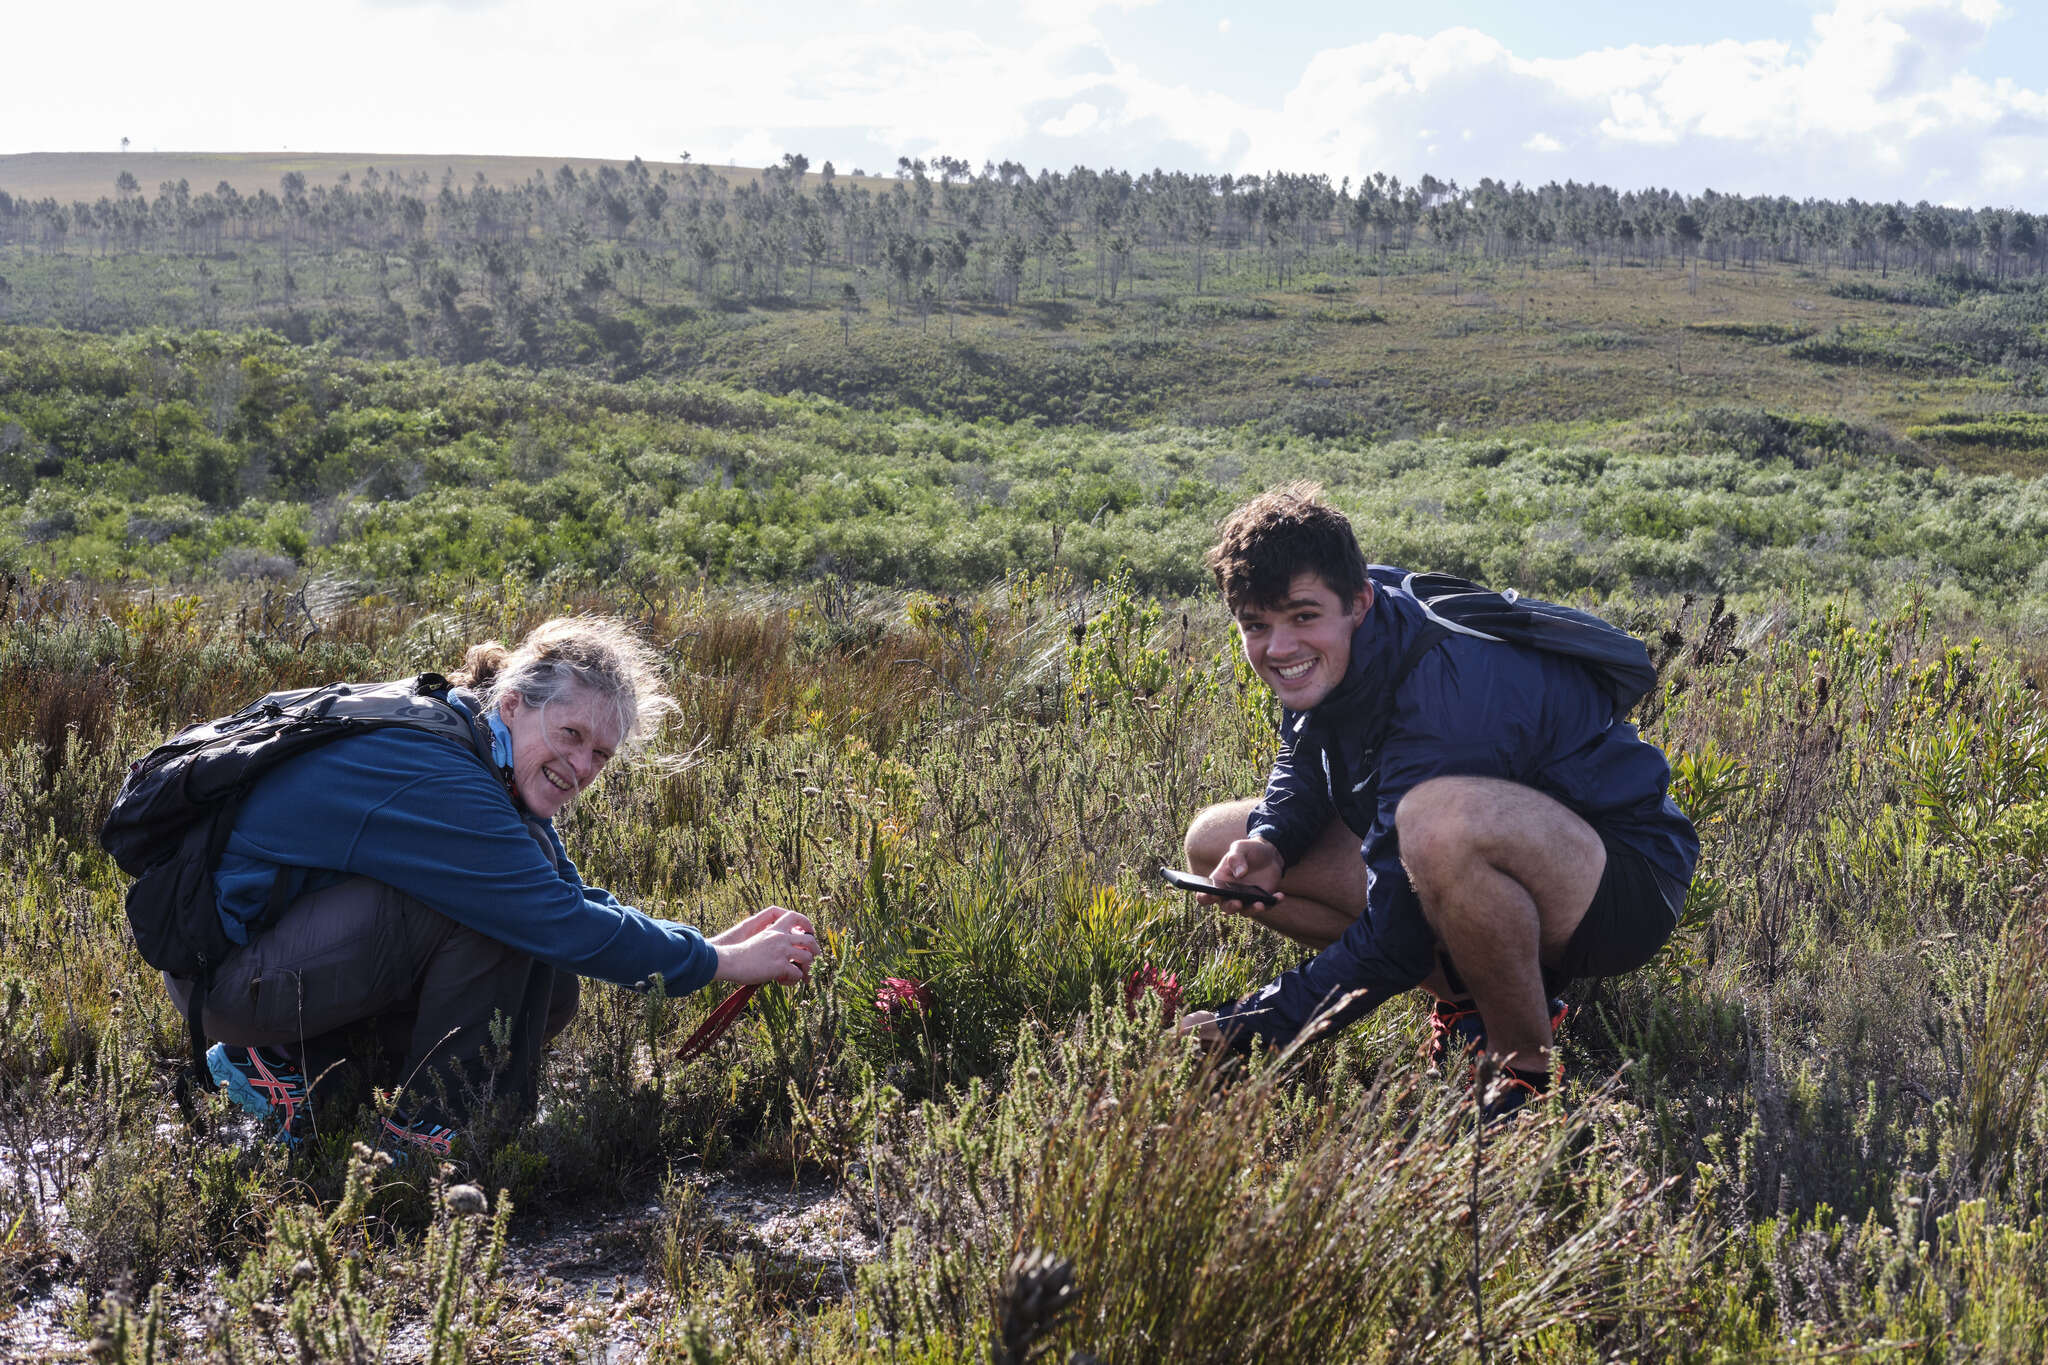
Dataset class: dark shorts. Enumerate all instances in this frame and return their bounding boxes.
[1547,828,1689,988]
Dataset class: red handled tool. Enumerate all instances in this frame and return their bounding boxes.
[675,983,759,1064]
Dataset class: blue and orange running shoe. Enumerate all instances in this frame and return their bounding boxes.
[379,1112,459,1167]
[207,1043,310,1145]
[1425,997,1569,1073]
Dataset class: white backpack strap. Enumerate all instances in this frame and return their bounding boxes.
[1400,571,1506,644]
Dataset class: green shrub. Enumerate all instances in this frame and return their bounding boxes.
[1558,329,1645,350]
[1906,411,2048,449]
[1827,279,1959,307]
[1686,321,1816,345]
[1789,325,1958,372]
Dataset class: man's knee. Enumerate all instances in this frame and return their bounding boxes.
[1184,797,1257,871]
[1394,778,1491,881]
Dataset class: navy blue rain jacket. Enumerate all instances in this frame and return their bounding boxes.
[1212,568,1698,1051]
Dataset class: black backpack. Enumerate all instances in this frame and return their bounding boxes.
[1374,567,1658,712]
[99,673,509,1093]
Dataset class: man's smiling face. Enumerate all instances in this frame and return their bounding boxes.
[498,684,621,818]
[1234,571,1373,710]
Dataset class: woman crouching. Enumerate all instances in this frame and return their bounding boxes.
[166,616,816,1158]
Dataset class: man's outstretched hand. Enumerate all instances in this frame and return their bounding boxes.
[1198,837,1285,915]
[711,906,818,986]
[1176,1009,1224,1045]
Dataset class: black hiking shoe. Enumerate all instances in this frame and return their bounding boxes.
[1480,1065,1553,1124]
[1426,997,1568,1073]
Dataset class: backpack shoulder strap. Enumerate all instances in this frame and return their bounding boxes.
[1397,570,1515,643]
[408,672,516,800]
[1388,621,1451,697]
[1370,568,1465,707]
[278,673,514,798]
[1379,568,1654,713]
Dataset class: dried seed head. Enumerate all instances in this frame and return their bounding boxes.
[444,1184,488,1217]
[994,1249,1078,1362]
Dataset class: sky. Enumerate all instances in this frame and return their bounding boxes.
[8,0,2048,207]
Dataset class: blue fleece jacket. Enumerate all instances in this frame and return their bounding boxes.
[213,700,718,995]
[1213,568,1698,1050]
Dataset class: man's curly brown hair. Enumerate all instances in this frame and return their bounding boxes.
[1205,483,1369,613]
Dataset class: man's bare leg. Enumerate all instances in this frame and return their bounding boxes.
[1183,798,1368,950]
[1395,777,1605,1074]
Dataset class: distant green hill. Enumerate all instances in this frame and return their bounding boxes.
[3,152,2046,474]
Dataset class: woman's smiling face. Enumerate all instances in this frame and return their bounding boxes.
[497,683,622,818]
[1234,571,1373,710]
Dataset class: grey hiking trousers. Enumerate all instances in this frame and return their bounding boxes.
[166,876,579,1127]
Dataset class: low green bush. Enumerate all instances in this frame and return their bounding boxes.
[1906,411,2048,449]
[1686,321,1816,345]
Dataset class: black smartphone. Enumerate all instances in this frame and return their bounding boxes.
[1158,866,1280,906]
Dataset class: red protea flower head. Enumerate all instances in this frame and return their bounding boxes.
[876,976,933,1026]
[1124,964,1184,1023]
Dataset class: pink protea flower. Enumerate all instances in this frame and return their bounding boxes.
[1124,964,1184,1023]
[876,976,933,1027]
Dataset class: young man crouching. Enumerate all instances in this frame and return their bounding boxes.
[1177,485,1697,1116]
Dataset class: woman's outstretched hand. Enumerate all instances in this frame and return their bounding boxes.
[711,906,819,986]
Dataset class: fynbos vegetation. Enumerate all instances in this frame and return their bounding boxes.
[1,152,2046,1360]
[1,567,2044,1359]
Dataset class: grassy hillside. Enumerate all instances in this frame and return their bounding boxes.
[685,259,2048,469]
[2,326,2044,627]
[9,149,2048,471]
[7,250,2048,471]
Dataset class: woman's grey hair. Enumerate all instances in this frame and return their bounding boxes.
[450,615,676,753]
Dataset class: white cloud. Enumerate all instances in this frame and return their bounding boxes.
[723,129,787,169]
[1017,0,1159,34]
[1042,102,1101,137]
[1210,0,2048,203]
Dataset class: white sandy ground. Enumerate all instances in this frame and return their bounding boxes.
[1,1138,880,1362]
